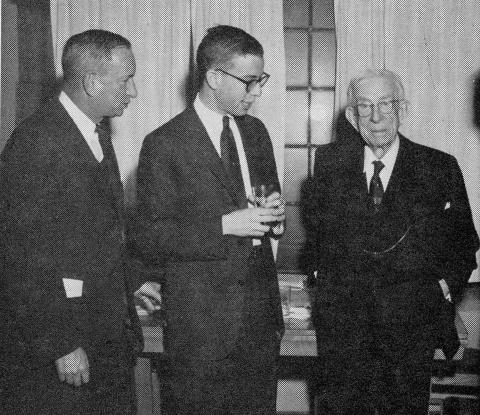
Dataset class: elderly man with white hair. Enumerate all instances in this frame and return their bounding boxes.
[305,69,479,415]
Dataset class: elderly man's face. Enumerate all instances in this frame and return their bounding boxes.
[346,76,404,158]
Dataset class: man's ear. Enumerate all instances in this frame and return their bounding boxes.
[83,72,102,97]
[205,69,220,90]
[345,106,359,132]
[397,100,408,123]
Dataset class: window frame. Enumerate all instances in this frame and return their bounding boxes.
[279,0,336,273]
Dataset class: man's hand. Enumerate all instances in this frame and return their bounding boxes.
[261,192,286,236]
[223,192,286,237]
[135,281,162,313]
[55,347,89,387]
[249,191,285,236]
[259,191,285,210]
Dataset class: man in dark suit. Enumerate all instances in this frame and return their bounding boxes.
[304,69,479,415]
[0,29,160,414]
[133,25,285,415]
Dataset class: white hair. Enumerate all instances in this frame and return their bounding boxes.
[347,69,405,106]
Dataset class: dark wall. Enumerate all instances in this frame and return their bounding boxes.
[15,0,56,123]
[1,0,56,151]
[1,0,19,151]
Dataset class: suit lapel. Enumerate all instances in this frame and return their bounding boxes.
[235,115,280,199]
[382,135,417,218]
[235,116,262,189]
[185,108,245,207]
[366,135,420,249]
[343,145,369,212]
[326,145,371,252]
[53,99,102,167]
[54,100,125,225]
[234,116,261,206]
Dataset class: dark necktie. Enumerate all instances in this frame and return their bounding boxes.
[95,123,115,166]
[370,160,385,209]
[220,116,244,190]
[95,124,128,314]
[95,122,123,201]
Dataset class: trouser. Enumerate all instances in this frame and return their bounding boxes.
[160,245,282,415]
[160,329,280,415]
[315,309,435,415]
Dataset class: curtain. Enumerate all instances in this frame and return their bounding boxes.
[334,0,480,282]
[50,0,192,206]
[50,0,285,207]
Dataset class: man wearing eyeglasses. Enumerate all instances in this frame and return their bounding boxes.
[305,69,479,415]
[132,25,285,414]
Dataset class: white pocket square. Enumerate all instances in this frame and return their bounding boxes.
[62,278,83,298]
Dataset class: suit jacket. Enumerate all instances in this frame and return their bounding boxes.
[133,106,283,363]
[305,133,479,358]
[0,98,141,375]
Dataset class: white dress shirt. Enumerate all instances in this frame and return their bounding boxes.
[194,95,253,197]
[58,91,104,162]
[194,95,266,245]
[363,135,400,191]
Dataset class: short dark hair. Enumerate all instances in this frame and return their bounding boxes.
[196,25,263,84]
[61,29,131,83]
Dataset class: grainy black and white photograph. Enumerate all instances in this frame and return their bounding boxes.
[0,1,479,414]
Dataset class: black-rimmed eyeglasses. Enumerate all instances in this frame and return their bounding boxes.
[355,99,402,117]
[216,68,270,93]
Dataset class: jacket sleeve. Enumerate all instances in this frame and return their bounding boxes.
[386,155,479,300]
[0,128,89,366]
[435,156,479,299]
[300,146,337,279]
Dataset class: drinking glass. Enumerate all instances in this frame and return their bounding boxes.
[251,184,276,207]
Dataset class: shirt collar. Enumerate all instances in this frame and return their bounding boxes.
[363,135,400,173]
[194,94,228,129]
[194,94,237,156]
[58,91,97,141]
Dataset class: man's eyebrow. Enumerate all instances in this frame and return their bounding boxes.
[356,95,395,102]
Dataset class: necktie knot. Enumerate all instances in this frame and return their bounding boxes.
[95,122,108,136]
[223,115,230,129]
[95,121,108,139]
[95,123,112,159]
[372,160,385,175]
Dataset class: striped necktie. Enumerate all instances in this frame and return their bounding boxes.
[370,160,385,209]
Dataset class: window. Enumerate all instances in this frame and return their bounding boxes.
[277,0,336,272]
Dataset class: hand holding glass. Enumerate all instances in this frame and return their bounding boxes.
[250,184,285,230]
[251,184,276,207]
